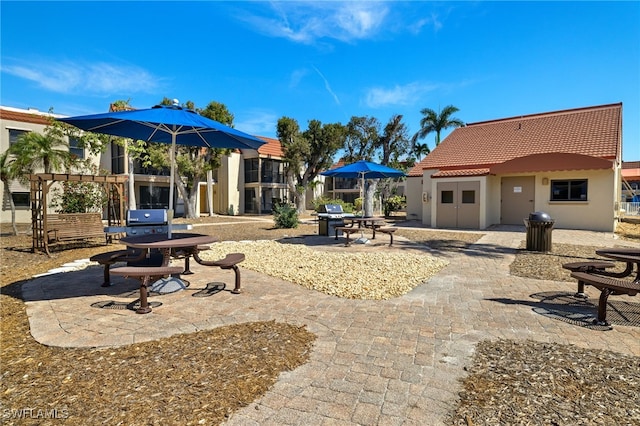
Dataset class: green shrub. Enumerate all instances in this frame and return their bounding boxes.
[384,195,406,217]
[49,182,107,214]
[273,203,299,229]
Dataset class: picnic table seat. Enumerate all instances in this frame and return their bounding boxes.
[193,252,245,294]
[375,227,397,246]
[562,261,616,297]
[90,249,146,287]
[110,265,184,314]
[334,226,362,246]
[569,271,640,326]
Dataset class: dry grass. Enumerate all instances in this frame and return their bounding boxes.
[1,215,639,425]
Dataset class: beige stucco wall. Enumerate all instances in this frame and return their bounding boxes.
[404,176,423,222]
[410,168,617,232]
[486,170,616,231]
[534,169,615,231]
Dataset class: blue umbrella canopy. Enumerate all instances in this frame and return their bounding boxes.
[322,160,405,217]
[59,104,265,149]
[59,103,265,236]
[321,160,405,179]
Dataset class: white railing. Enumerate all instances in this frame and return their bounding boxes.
[619,202,640,216]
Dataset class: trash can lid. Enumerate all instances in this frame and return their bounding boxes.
[529,211,552,221]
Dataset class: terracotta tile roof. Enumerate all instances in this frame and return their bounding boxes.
[257,136,284,157]
[0,108,53,125]
[431,168,490,178]
[408,103,622,177]
[328,159,347,170]
[622,162,640,180]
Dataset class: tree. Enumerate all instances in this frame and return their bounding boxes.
[10,129,70,174]
[412,142,430,160]
[377,114,412,211]
[413,105,464,151]
[0,150,19,235]
[278,117,345,213]
[344,116,380,163]
[161,99,234,218]
[343,115,412,217]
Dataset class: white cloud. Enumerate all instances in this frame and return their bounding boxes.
[364,82,440,108]
[240,2,389,44]
[2,60,160,95]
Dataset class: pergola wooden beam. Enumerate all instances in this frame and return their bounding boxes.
[29,174,128,254]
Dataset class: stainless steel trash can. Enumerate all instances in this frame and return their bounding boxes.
[524,211,554,252]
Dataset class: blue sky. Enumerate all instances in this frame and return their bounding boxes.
[2,1,638,161]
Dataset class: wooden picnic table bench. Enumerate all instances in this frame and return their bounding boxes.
[45,213,107,255]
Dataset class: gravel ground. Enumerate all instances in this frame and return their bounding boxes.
[199,240,449,299]
[1,215,639,425]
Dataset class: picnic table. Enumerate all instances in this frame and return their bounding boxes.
[336,217,396,246]
[111,233,217,314]
[595,248,640,281]
[566,247,640,326]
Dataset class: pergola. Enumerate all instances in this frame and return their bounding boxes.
[29,174,127,253]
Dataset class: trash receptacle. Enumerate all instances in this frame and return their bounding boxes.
[524,211,554,252]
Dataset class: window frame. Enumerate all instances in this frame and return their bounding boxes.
[69,137,85,159]
[550,179,588,202]
[8,129,29,146]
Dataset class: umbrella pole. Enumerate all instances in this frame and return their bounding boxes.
[168,134,176,238]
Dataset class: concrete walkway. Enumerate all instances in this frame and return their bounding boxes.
[21,226,640,425]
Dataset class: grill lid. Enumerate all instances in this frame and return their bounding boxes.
[318,204,344,214]
[127,209,168,226]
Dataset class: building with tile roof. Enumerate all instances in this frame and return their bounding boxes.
[1,106,291,223]
[406,103,624,231]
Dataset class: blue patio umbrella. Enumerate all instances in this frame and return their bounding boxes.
[59,102,265,236]
[321,160,406,179]
[321,160,405,216]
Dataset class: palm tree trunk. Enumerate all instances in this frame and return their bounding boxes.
[2,181,18,235]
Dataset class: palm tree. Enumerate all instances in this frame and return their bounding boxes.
[413,105,464,150]
[11,130,70,174]
[412,141,431,160]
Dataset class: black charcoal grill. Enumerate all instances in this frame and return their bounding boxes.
[317,204,351,236]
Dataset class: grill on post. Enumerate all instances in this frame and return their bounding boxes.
[317,204,348,236]
[104,209,191,237]
[103,209,193,267]
[126,209,168,235]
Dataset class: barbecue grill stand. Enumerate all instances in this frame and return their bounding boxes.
[317,204,350,237]
[102,209,193,267]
